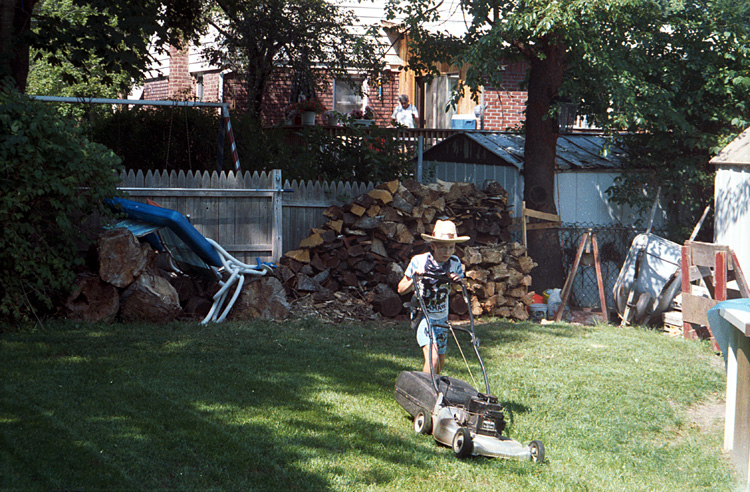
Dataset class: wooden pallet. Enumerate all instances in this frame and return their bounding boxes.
[681,241,750,350]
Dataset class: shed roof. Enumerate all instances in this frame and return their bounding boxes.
[710,127,750,166]
[420,132,628,171]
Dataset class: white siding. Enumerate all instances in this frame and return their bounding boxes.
[714,165,750,272]
[555,171,630,225]
[428,164,662,227]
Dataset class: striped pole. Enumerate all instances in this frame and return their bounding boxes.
[223,106,241,173]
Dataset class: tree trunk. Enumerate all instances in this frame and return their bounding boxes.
[523,38,566,292]
[0,0,35,92]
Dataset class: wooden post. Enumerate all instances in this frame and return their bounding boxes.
[554,230,589,322]
[272,169,283,263]
[592,233,607,315]
[521,201,527,250]
[681,245,692,340]
[716,251,728,302]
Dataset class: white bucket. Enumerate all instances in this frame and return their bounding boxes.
[529,303,547,322]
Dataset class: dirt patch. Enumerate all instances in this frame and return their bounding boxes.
[686,395,725,433]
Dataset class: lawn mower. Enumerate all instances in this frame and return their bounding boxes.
[394,272,545,462]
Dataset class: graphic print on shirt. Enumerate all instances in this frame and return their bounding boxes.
[406,252,463,320]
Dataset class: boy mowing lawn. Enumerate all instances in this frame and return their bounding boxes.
[398,220,469,375]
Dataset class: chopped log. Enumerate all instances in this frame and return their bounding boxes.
[367,284,402,318]
[386,262,404,289]
[380,206,402,222]
[350,203,366,216]
[300,233,325,248]
[310,253,326,271]
[323,205,344,220]
[394,223,414,244]
[470,296,483,316]
[368,189,393,204]
[379,179,400,194]
[354,216,380,230]
[466,269,488,283]
[120,272,181,323]
[391,194,414,214]
[327,219,343,234]
[285,249,311,263]
[65,274,119,323]
[511,302,530,321]
[98,228,150,288]
[450,293,468,315]
[229,277,290,321]
[370,238,388,258]
[463,247,483,266]
[296,274,320,292]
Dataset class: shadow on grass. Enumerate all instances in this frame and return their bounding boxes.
[0,318,446,490]
[2,316,581,490]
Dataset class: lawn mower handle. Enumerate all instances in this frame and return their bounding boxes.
[412,272,491,397]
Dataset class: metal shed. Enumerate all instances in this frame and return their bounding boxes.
[420,132,638,226]
[712,126,750,272]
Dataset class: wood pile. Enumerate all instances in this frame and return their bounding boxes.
[278,178,536,321]
[65,227,292,323]
[65,228,185,323]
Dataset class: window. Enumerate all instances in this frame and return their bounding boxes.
[195,74,204,102]
[333,78,363,116]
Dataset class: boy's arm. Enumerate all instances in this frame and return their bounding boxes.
[397,275,413,295]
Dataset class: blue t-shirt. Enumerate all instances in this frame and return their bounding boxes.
[405,252,464,319]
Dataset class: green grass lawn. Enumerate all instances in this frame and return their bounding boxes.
[0,317,739,491]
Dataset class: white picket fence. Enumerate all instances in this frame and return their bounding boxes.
[117,169,374,263]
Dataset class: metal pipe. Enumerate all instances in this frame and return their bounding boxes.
[27,95,228,110]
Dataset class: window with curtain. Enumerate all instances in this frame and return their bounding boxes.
[333,78,363,116]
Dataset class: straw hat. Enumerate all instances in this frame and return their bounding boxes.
[421,220,470,243]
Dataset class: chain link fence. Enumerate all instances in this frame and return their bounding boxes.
[515,223,667,312]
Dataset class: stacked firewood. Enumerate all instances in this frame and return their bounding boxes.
[277,178,536,320]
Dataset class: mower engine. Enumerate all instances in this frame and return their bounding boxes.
[457,394,506,437]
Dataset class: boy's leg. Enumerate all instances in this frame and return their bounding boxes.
[422,344,442,374]
[417,316,448,374]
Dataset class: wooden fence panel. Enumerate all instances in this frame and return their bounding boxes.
[282,178,373,253]
[118,169,373,264]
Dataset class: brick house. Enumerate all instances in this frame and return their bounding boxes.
[135,3,529,131]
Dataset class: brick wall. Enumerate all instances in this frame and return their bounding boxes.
[482,60,528,131]
[143,78,169,100]
[167,46,193,100]
[141,47,529,130]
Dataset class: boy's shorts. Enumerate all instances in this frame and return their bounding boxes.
[416,316,448,354]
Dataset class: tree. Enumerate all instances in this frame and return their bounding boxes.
[0,0,202,92]
[599,1,750,240]
[387,0,750,289]
[203,0,384,120]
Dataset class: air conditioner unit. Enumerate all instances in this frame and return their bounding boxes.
[451,115,477,130]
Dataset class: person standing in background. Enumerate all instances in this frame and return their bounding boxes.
[392,94,419,128]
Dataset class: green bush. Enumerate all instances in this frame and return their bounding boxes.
[90,105,223,173]
[0,83,123,325]
[230,115,413,182]
[88,108,413,182]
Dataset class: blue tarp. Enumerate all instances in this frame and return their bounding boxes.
[106,197,222,268]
